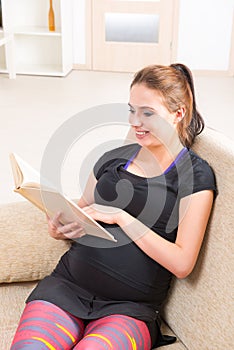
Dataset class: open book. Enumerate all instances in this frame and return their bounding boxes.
[9,153,117,242]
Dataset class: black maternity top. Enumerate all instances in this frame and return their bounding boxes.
[27,143,217,348]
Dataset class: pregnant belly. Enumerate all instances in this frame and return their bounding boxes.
[54,253,152,302]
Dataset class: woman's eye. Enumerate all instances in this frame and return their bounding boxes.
[129,109,135,114]
[143,111,154,117]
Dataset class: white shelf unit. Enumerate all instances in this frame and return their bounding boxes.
[0,0,73,76]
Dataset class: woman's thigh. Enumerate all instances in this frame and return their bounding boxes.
[74,314,151,350]
[10,300,85,350]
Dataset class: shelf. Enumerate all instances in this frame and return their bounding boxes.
[0,67,7,73]
[15,63,66,77]
[14,26,62,37]
[1,0,73,77]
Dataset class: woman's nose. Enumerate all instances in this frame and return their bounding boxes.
[129,112,142,127]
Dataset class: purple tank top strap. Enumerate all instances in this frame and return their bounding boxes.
[123,149,140,170]
[163,147,188,175]
[124,147,188,173]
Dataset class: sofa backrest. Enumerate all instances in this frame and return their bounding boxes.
[163,127,234,350]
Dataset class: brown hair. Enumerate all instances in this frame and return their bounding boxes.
[130,63,204,148]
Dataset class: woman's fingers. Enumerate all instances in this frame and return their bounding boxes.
[63,227,85,239]
[50,211,62,229]
[82,204,120,225]
[46,212,85,240]
[46,212,66,240]
[58,222,81,234]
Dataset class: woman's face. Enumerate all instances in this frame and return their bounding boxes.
[128,83,181,150]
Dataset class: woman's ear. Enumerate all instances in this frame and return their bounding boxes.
[174,107,186,124]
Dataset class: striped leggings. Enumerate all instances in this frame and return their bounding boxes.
[10,300,151,349]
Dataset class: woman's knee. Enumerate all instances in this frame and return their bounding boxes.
[74,314,151,350]
[10,300,85,350]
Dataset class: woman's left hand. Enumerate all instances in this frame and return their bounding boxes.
[82,204,122,225]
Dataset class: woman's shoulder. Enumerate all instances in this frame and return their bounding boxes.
[178,149,217,198]
[102,143,140,158]
[188,149,215,176]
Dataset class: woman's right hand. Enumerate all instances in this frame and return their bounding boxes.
[46,212,85,240]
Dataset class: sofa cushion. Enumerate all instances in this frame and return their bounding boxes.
[163,127,234,350]
[0,201,71,283]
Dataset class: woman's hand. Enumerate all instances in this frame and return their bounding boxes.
[46,212,85,240]
[82,204,123,225]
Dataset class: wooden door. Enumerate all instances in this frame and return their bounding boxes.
[92,0,177,72]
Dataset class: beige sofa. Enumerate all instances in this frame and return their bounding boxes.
[0,127,233,350]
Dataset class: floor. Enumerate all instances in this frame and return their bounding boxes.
[0,70,234,204]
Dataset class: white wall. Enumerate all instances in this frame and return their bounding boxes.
[72,0,86,65]
[72,0,234,71]
[177,0,234,70]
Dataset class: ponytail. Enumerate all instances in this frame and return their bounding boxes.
[170,63,205,147]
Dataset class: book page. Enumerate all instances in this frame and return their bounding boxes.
[12,153,40,185]
[9,153,23,188]
[10,153,117,242]
[11,153,55,190]
[16,187,116,242]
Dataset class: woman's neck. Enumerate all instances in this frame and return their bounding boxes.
[134,140,185,177]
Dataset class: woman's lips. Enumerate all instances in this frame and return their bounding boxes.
[135,130,150,139]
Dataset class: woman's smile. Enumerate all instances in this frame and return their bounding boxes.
[135,129,150,139]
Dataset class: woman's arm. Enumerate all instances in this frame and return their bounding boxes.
[84,190,214,278]
[123,190,213,278]
[77,171,97,207]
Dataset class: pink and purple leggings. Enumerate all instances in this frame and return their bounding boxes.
[10,300,151,349]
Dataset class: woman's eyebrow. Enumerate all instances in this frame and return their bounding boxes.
[128,103,156,111]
